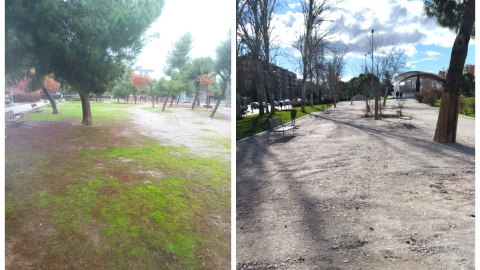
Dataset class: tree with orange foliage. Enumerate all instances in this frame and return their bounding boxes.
[130,72,150,104]
[198,73,216,106]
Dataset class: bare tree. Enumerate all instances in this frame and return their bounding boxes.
[237,0,283,115]
[294,0,342,113]
[237,0,267,114]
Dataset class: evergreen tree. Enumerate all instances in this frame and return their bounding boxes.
[425,0,475,142]
[6,0,165,124]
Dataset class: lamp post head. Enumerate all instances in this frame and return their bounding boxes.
[372,29,374,34]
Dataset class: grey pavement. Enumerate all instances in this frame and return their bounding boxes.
[5,100,51,114]
[399,98,474,145]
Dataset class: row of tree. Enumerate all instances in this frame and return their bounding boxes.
[6,0,231,124]
[109,32,231,118]
[236,0,407,115]
[6,0,166,124]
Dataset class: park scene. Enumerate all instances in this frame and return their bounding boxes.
[237,0,474,269]
[5,1,231,269]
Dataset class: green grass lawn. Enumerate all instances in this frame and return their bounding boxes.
[236,104,332,141]
[23,101,132,123]
[432,97,475,118]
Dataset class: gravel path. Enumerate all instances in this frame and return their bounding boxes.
[236,99,474,270]
[127,103,231,161]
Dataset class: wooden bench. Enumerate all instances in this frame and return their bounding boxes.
[395,110,412,125]
[267,117,295,139]
[5,110,24,123]
[31,103,40,110]
[204,105,213,110]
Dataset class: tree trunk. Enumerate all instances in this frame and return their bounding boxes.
[170,96,174,107]
[42,87,58,114]
[310,89,313,107]
[211,81,227,118]
[383,89,388,107]
[301,77,307,113]
[133,94,137,104]
[255,59,265,115]
[192,83,200,110]
[434,0,474,143]
[176,95,180,104]
[265,70,275,114]
[79,92,92,125]
[162,91,171,112]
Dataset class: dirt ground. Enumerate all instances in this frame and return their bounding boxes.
[128,103,231,161]
[5,102,231,269]
[236,100,474,270]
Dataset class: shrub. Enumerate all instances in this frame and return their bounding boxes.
[422,91,437,105]
[291,101,301,107]
[460,98,467,112]
[414,92,423,102]
[73,96,81,101]
[5,100,11,105]
[41,92,61,100]
[14,91,42,102]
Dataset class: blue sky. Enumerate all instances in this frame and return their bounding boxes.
[268,0,475,81]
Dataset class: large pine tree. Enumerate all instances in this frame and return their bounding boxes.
[424,0,475,143]
[6,0,165,125]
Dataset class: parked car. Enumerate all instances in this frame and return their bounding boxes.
[251,102,259,109]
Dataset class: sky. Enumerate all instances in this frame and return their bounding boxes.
[268,0,475,82]
[134,0,233,79]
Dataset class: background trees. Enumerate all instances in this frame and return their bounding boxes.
[130,73,150,104]
[237,0,282,115]
[211,34,231,118]
[6,0,165,125]
[190,57,216,109]
[295,0,342,113]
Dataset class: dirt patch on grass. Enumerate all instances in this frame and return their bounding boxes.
[128,104,231,161]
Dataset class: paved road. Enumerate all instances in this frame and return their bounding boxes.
[399,98,474,145]
[5,101,50,114]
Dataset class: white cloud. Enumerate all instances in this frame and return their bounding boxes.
[426,50,440,56]
[288,3,300,9]
[258,0,474,78]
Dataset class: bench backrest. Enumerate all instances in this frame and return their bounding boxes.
[5,110,15,120]
[268,117,283,129]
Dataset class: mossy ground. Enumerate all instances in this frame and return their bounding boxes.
[6,102,230,269]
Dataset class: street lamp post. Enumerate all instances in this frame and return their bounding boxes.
[364,53,370,74]
[371,29,379,119]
